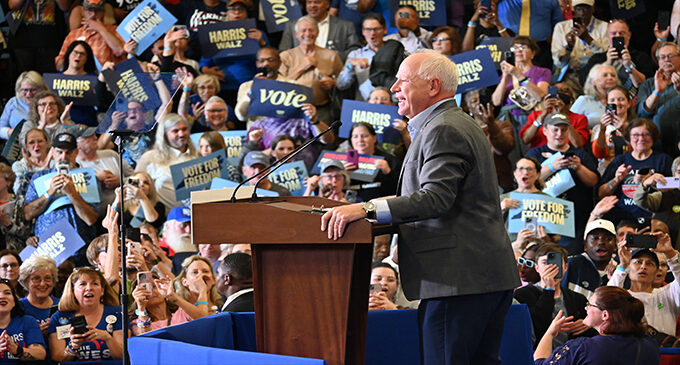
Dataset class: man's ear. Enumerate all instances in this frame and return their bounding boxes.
[429,78,441,96]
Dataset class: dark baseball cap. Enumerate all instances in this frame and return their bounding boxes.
[52,133,77,151]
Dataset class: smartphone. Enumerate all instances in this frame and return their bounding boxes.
[606,103,617,115]
[612,36,625,56]
[398,11,410,18]
[626,233,658,249]
[658,176,680,189]
[637,167,651,176]
[137,271,154,293]
[480,0,492,8]
[504,51,515,65]
[547,86,558,99]
[255,66,269,76]
[346,149,359,165]
[190,94,202,105]
[524,216,537,233]
[56,161,70,176]
[546,252,563,279]
[636,216,652,231]
[659,10,671,31]
[369,283,382,295]
[573,17,583,26]
[70,315,88,335]
[127,177,139,187]
[128,241,142,256]
[563,151,575,159]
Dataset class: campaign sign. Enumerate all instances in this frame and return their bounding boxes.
[449,49,498,95]
[389,0,446,28]
[339,100,402,144]
[34,168,101,214]
[248,78,313,119]
[102,58,163,112]
[311,150,384,182]
[609,0,645,20]
[268,160,308,196]
[198,19,259,59]
[43,74,98,106]
[210,177,280,197]
[19,218,87,266]
[477,37,514,69]
[507,193,575,238]
[170,149,229,201]
[261,0,302,33]
[1,120,24,163]
[117,0,177,54]
[189,130,248,168]
[541,152,576,197]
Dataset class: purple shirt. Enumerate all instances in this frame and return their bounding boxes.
[503,66,552,115]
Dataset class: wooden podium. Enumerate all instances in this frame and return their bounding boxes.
[192,195,383,365]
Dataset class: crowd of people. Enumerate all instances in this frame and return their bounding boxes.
[1,0,680,362]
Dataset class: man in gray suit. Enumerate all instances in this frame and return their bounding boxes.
[321,51,520,364]
[278,0,360,62]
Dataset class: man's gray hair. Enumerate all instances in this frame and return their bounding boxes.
[295,15,318,34]
[656,41,680,60]
[412,49,459,94]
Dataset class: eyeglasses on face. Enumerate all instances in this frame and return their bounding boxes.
[0,263,18,270]
[585,302,604,310]
[516,257,535,268]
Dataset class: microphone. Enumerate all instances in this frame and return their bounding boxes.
[229,120,342,202]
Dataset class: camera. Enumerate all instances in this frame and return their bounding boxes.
[56,161,70,176]
[127,177,140,187]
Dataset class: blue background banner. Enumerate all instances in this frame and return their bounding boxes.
[117,0,177,54]
[19,218,87,265]
[507,193,575,238]
[43,74,98,106]
[339,100,402,144]
[34,168,101,214]
[267,160,308,196]
[261,0,302,33]
[198,19,259,59]
[449,49,498,95]
[248,78,313,119]
[171,150,229,201]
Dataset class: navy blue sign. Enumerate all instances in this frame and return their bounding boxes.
[198,19,259,59]
[43,74,98,106]
[609,0,645,20]
[478,37,514,69]
[19,218,88,266]
[339,100,402,144]
[449,49,498,95]
[389,0,446,28]
[248,78,313,119]
[170,149,229,201]
[261,0,303,33]
[311,151,384,183]
[268,160,308,196]
[103,58,163,112]
[117,0,177,54]
[1,120,24,163]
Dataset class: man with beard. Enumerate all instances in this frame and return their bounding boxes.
[561,219,617,299]
[135,114,198,211]
[160,206,197,276]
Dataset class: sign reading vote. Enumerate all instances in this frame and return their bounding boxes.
[198,19,259,59]
[449,49,498,95]
[117,0,177,54]
[170,149,229,201]
[43,74,98,106]
[248,78,313,119]
[261,0,302,33]
[339,100,402,144]
[189,130,248,168]
[19,218,87,266]
[102,58,163,112]
[268,160,308,196]
[477,37,514,69]
[609,0,645,20]
[311,150,384,182]
[507,193,575,238]
[34,168,101,214]
[389,0,446,27]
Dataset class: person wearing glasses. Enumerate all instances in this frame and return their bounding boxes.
[429,26,462,57]
[0,277,47,361]
[598,118,672,224]
[18,256,58,336]
[514,244,596,348]
[0,72,47,142]
[0,251,25,299]
[189,96,234,134]
[517,243,541,287]
[18,91,72,149]
[304,160,351,202]
[534,286,659,364]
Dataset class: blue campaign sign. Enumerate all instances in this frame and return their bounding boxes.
[507,193,575,238]
[311,150,384,183]
[339,100,402,144]
[117,0,177,54]
[198,19,259,59]
[170,149,229,201]
[541,152,576,197]
[34,168,101,214]
[43,73,98,106]
[261,0,302,33]
[109,58,163,112]
[477,37,514,69]
[268,160,308,196]
[210,177,280,197]
[389,0,446,28]
[189,130,248,168]
[449,49,498,95]
[19,218,87,266]
[248,78,313,119]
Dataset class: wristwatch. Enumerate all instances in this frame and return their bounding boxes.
[362,201,376,219]
[13,345,23,358]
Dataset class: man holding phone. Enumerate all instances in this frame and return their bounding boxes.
[383,5,431,53]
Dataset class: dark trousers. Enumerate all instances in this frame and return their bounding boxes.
[418,289,513,365]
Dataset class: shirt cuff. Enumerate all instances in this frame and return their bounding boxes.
[374,199,392,224]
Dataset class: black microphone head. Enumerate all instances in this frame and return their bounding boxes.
[331,120,342,128]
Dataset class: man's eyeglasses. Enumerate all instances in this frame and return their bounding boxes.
[516,257,535,268]
[362,27,383,33]
[659,54,678,61]
[257,57,278,63]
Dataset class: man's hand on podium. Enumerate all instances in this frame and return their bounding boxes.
[321,203,366,240]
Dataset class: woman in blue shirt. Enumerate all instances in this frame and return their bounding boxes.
[0,278,46,361]
[0,72,47,141]
[18,256,59,335]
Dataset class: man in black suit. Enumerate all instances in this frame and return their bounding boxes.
[217,252,254,312]
[278,0,360,61]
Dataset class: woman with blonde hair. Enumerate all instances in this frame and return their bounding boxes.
[0,71,47,140]
[571,63,620,129]
[112,171,165,229]
[48,268,124,362]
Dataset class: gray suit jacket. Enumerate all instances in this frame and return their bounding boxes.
[387,100,520,300]
[278,15,361,62]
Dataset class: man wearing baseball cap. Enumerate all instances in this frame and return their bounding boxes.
[526,113,599,255]
[24,132,99,265]
[562,219,617,298]
[161,206,198,275]
[240,151,290,196]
